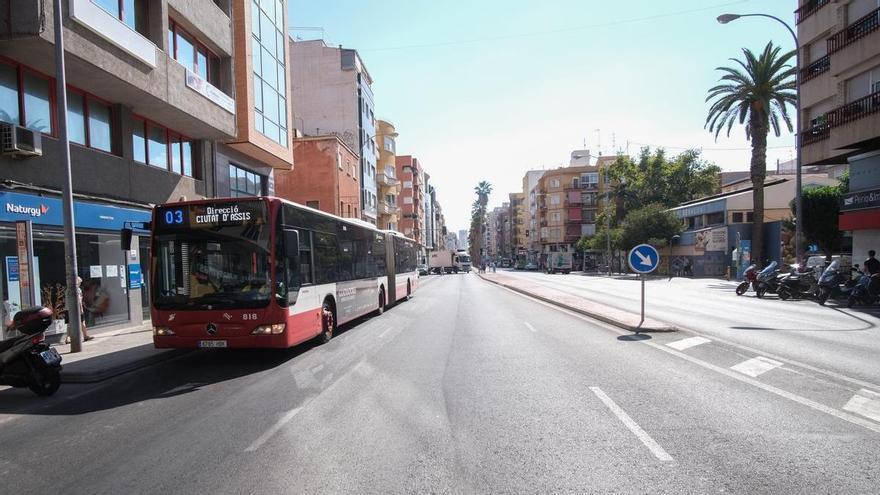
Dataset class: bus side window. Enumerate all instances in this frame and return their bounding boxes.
[299,230,313,285]
[313,232,339,284]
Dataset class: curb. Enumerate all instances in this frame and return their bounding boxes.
[478,274,677,333]
[60,349,192,384]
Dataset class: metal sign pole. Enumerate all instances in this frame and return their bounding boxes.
[640,274,645,329]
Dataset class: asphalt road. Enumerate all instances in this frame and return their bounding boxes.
[500,269,880,385]
[1,273,879,494]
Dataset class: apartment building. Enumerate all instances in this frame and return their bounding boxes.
[289,40,378,224]
[536,165,601,256]
[396,155,424,244]
[0,0,259,333]
[522,170,544,262]
[797,0,880,257]
[273,135,359,218]
[375,120,401,230]
[509,192,526,256]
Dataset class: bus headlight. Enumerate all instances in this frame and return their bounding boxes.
[252,323,286,335]
[154,326,175,336]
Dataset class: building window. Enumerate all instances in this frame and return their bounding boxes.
[746,212,754,223]
[305,200,320,209]
[550,194,561,205]
[66,89,113,152]
[550,178,560,188]
[0,61,57,135]
[251,0,288,147]
[92,0,147,35]
[168,20,220,84]
[229,164,262,197]
[132,116,196,177]
[731,212,743,223]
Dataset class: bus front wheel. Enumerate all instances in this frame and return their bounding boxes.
[318,300,335,344]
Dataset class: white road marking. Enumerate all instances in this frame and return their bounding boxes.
[843,389,880,423]
[731,356,784,377]
[589,387,674,462]
[244,407,302,452]
[378,327,394,339]
[310,364,325,374]
[523,322,538,333]
[666,336,711,351]
[489,281,880,435]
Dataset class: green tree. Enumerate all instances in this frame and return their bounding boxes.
[705,41,796,267]
[619,204,684,249]
[790,185,843,261]
[468,181,493,262]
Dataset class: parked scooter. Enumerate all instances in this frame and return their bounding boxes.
[817,260,844,305]
[847,268,880,308]
[777,264,820,300]
[754,261,781,298]
[0,307,63,396]
[736,264,758,296]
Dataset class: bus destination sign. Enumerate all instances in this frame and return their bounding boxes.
[156,201,265,230]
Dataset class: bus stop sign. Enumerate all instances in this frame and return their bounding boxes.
[628,244,659,274]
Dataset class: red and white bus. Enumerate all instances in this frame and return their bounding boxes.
[147,196,419,349]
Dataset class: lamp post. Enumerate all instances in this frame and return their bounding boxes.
[717,12,802,263]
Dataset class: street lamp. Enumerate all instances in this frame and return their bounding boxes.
[717,12,802,263]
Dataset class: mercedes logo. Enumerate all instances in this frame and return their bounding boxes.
[206,323,217,335]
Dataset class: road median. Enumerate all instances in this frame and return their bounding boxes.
[478,272,676,333]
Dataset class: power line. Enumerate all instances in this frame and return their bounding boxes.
[627,141,795,152]
[360,0,750,52]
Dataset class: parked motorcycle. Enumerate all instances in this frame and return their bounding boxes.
[847,269,880,308]
[817,260,844,305]
[736,264,758,296]
[0,307,63,396]
[777,264,820,300]
[754,261,781,298]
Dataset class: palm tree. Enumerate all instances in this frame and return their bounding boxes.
[705,41,796,265]
[468,182,493,264]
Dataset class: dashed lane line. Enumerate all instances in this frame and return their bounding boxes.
[731,356,784,378]
[244,407,303,452]
[590,387,674,462]
[523,322,538,333]
[843,389,880,423]
[666,336,711,351]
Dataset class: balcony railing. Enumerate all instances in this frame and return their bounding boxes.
[800,89,880,147]
[795,0,830,24]
[828,7,880,54]
[801,55,830,82]
[377,173,400,187]
[379,202,400,215]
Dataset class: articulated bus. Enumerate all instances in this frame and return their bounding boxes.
[147,196,419,349]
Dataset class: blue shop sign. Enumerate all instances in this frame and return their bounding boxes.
[128,264,143,289]
[0,190,150,230]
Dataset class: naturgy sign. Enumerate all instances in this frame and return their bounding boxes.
[6,202,49,218]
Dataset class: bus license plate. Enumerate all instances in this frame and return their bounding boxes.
[198,340,227,348]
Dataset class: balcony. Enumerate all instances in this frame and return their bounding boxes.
[801,55,830,82]
[828,7,880,54]
[379,202,400,215]
[377,173,400,187]
[800,89,880,164]
[795,0,830,25]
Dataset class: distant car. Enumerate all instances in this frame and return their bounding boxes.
[525,261,539,271]
[417,264,429,276]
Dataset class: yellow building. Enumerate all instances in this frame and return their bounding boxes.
[376,120,402,230]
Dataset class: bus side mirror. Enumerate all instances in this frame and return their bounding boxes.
[120,228,133,251]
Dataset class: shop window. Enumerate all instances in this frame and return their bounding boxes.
[168,20,221,85]
[229,164,262,197]
[732,212,744,223]
[132,115,196,177]
[706,212,725,226]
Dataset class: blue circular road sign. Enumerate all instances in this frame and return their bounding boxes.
[628,244,660,274]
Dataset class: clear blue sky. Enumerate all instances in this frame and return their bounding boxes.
[289,0,798,232]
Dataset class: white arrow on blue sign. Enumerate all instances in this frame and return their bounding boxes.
[628,244,660,274]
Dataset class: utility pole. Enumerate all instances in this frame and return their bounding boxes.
[54,0,83,352]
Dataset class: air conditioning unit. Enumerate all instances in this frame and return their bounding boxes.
[0,122,42,157]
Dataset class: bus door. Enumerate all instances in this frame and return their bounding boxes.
[385,232,397,302]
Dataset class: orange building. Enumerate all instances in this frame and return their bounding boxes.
[396,155,424,244]
[275,136,360,218]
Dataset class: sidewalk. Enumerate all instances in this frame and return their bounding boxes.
[478,272,676,333]
[54,324,190,383]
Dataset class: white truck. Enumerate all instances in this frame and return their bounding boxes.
[455,251,472,273]
[429,250,456,274]
[546,252,573,274]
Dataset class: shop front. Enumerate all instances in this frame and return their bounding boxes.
[1,189,151,338]
[840,187,880,262]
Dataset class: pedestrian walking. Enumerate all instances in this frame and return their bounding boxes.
[65,276,93,344]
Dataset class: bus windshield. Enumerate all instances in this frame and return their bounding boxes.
[153,201,272,310]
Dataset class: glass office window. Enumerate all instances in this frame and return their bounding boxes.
[67,90,87,145]
[22,72,52,133]
[88,100,112,152]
